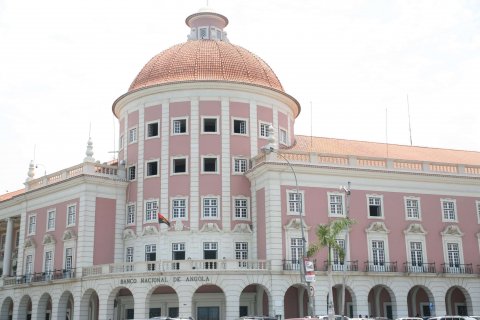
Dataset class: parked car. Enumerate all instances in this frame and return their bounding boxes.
[286,316,350,320]
[239,317,277,320]
[427,317,477,320]
[395,317,423,320]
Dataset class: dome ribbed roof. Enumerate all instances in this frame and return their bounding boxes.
[128,40,284,92]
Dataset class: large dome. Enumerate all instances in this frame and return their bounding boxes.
[128,40,284,93]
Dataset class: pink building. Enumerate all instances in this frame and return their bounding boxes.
[0,6,479,320]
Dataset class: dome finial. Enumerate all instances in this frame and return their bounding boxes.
[84,136,95,163]
[186,6,229,42]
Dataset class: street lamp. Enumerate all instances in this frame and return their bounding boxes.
[339,182,351,317]
[262,126,313,317]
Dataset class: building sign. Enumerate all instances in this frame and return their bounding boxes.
[119,275,210,285]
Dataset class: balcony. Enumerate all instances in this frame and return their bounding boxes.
[323,260,359,272]
[282,259,318,271]
[3,269,76,285]
[403,262,436,273]
[441,263,473,274]
[364,261,397,272]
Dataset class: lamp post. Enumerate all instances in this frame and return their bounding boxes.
[339,182,351,318]
[263,126,314,317]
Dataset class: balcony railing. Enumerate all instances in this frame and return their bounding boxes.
[403,262,436,273]
[282,259,318,271]
[323,260,359,272]
[441,263,473,274]
[250,150,480,177]
[3,269,76,285]
[365,261,397,272]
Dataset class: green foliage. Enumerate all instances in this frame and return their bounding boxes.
[306,218,355,259]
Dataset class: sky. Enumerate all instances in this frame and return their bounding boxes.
[1,0,479,193]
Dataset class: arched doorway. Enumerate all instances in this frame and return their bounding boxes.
[0,297,13,320]
[407,286,434,317]
[79,289,99,320]
[284,285,308,318]
[146,285,179,318]
[193,284,225,320]
[332,284,355,317]
[367,285,396,319]
[17,295,32,319]
[239,284,271,317]
[445,286,471,316]
[57,291,74,320]
[37,292,52,320]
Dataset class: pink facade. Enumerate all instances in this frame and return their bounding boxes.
[93,197,116,265]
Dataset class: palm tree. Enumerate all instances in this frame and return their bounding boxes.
[307,218,355,318]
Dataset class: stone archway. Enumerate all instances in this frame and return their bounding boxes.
[445,286,471,316]
[407,285,434,317]
[0,297,13,320]
[57,290,74,320]
[193,284,225,320]
[239,283,272,317]
[367,285,396,319]
[284,284,309,319]
[37,292,52,320]
[146,285,179,318]
[79,288,99,320]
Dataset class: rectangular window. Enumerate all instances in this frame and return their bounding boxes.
[233,119,247,135]
[368,196,383,218]
[405,197,420,219]
[333,239,345,265]
[128,127,137,143]
[290,238,304,266]
[146,161,158,176]
[202,118,218,133]
[28,215,36,235]
[235,242,248,260]
[199,27,208,39]
[202,198,218,219]
[47,210,56,231]
[147,122,159,138]
[67,204,76,226]
[128,165,136,180]
[25,254,33,275]
[126,247,134,263]
[447,242,460,267]
[172,243,185,270]
[44,251,53,273]
[259,122,270,138]
[203,157,218,173]
[287,191,303,215]
[145,244,157,271]
[410,242,423,267]
[328,194,344,216]
[372,240,385,266]
[442,199,457,221]
[172,119,187,134]
[127,204,135,225]
[65,248,73,270]
[203,242,218,269]
[279,128,287,145]
[145,200,158,222]
[233,158,248,173]
[234,198,248,219]
[173,158,187,174]
[172,199,187,219]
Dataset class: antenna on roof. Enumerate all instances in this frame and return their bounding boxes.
[407,94,413,146]
[385,107,389,158]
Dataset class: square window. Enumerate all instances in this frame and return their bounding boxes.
[145,200,158,222]
[203,157,218,172]
[202,198,219,219]
[172,119,187,134]
[173,158,187,174]
[172,198,187,219]
[441,199,457,221]
[128,166,136,180]
[233,119,247,135]
[147,122,159,137]
[287,191,304,215]
[203,118,217,133]
[367,196,383,218]
[146,161,158,176]
[128,128,137,143]
[233,158,248,173]
[234,198,248,219]
[328,194,344,216]
[259,123,270,138]
[405,197,421,220]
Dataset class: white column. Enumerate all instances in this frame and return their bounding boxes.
[2,218,14,277]
[225,290,240,320]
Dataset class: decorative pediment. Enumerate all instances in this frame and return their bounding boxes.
[404,223,427,235]
[63,229,77,241]
[232,223,252,233]
[24,237,36,249]
[200,223,221,232]
[284,218,309,231]
[366,221,390,234]
[123,228,137,240]
[441,224,463,237]
[142,225,159,236]
[43,233,56,245]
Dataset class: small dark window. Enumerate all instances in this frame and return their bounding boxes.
[146,161,158,176]
[203,158,217,172]
[203,118,217,132]
[173,158,186,173]
[233,119,247,134]
[147,122,159,137]
[173,119,187,134]
[368,197,382,217]
[128,166,136,180]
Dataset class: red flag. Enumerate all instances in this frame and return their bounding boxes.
[157,213,171,227]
